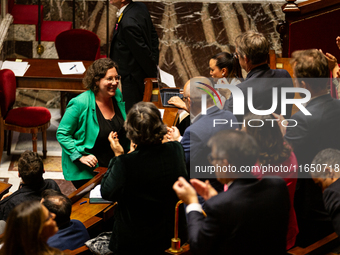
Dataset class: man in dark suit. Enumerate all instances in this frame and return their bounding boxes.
[41,189,90,251]
[277,49,340,246]
[173,130,290,255]
[110,0,159,112]
[224,31,294,122]
[170,77,238,192]
[311,149,340,239]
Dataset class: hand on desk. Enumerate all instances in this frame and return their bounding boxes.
[79,155,98,168]
[108,131,124,157]
[168,96,188,112]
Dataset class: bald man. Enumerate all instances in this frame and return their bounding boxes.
[170,77,238,192]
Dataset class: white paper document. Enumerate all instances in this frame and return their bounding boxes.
[1,61,30,76]
[89,184,112,204]
[159,69,176,88]
[58,61,86,75]
[159,109,165,119]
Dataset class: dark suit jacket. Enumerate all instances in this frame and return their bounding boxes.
[47,219,90,251]
[187,178,290,255]
[181,106,238,191]
[285,94,340,168]
[225,64,294,122]
[0,179,60,221]
[101,141,187,254]
[110,1,159,111]
[285,94,340,246]
[324,179,340,238]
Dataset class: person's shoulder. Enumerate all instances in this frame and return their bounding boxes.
[68,90,92,108]
[43,179,61,191]
[163,141,183,150]
[325,179,340,194]
[261,177,287,190]
[70,219,87,230]
[124,2,149,20]
[272,68,291,78]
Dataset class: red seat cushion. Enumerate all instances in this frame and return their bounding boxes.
[5,107,51,127]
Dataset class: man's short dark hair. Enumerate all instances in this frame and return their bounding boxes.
[18,151,44,185]
[208,130,259,173]
[291,49,329,92]
[235,30,269,65]
[311,148,340,179]
[41,189,72,229]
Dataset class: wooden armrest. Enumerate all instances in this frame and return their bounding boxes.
[64,245,92,255]
[143,78,157,102]
[102,202,117,222]
[68,167,107,204]
[83,216,102,229]
[287,232,339,255]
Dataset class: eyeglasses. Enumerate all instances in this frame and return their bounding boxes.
[207,153,225,164]
[45,212,53,222]
[233,52,239,59]
[106,75,121,82]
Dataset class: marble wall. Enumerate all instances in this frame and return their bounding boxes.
[5,1,288,107]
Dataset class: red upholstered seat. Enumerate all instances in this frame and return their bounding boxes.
[10,4,43,25]
[0,69,51,161]
[55,29,101,61]
[5,107,51,127]
[40,21,73,42]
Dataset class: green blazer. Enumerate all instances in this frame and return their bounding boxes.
[56,89,126,181]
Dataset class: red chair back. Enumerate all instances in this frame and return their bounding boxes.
[55,29,101,61]
[0,69,16,118]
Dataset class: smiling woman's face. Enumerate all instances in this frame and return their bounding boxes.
[96,67,119,99]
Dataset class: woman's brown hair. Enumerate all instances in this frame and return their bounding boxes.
[124,102,167,145]
[0,200,63,255]
[83,58,119,94]
[244,113,291,166]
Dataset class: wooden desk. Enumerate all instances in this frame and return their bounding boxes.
[70,197,111,223]
[9,58,92,92]
[0,182,12,199]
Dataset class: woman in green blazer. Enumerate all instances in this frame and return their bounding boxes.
[57,58,128,188]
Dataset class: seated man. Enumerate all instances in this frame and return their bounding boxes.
[41,189,90,251]
[311,148,340,238]
[173,130,290,255]
[0,151,60,221]
[170,77,238,192]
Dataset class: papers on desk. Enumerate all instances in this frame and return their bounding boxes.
[89,185,113,204]
[1,61,30,76]
[58,61,86,75]
[159,68,176,88]
[159,109,165,119]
